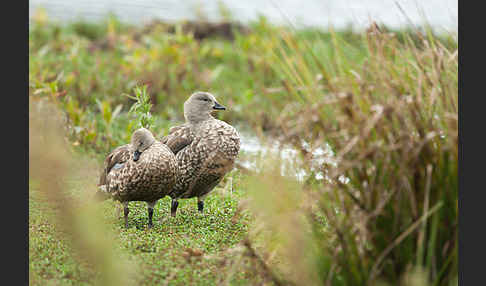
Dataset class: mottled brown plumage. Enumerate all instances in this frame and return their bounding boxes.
[97,128,177,228]
[160,92,240,216]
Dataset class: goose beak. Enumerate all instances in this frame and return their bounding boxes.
[213,102,226,110]
[133,150,142,162]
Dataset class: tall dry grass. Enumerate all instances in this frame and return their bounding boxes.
[29,13,457,285]
[242,23,458,285]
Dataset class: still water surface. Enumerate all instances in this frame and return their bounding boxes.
[30,0,457,32]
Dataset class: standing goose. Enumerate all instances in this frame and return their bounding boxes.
[160,91,240,216]
[96,128,177,228]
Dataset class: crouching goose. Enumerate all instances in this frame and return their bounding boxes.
[160,91,240,216]
[96,128,177,228]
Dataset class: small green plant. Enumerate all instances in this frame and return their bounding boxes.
[29,15,457,286]
[126,85,155,130]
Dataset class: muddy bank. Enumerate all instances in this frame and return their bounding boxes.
[141,20,251,40]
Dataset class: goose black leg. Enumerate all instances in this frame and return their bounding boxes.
[171,199,179,217]
[147,201,157,229]
[123,202,130,228]
[197,199,204,213]
[148,208,154,228]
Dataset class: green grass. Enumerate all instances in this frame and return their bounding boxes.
[29,10,457,286]
[29,171,265,285]
[29,12,455,156]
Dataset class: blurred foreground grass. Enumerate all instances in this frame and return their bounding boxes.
[29,100,260,285]
[29,174,257,285]
[29,9,457,286]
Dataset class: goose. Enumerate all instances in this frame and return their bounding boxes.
[160,91,240,216]
[96,128,177,228]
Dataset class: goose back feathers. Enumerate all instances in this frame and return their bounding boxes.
[163,119,240,199]
[160,92,240,215]
[98,128,177,203]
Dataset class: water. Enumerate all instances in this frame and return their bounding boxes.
[29,0,457,33]
[237,129,338,183]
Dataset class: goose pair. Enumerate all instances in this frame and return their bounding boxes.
[96,92,240,228]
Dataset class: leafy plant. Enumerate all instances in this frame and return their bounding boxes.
[29,14,457,286]
[126,85,155,130]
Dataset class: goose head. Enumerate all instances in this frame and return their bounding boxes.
[183,91,226,124]
[130,128,156,162]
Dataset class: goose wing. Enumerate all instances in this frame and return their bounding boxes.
[98,144,131,186]
[160,124,193,155]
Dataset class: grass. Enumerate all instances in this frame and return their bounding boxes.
[29,174,259,285]
[29,10,456,155]
[29,8,457,286]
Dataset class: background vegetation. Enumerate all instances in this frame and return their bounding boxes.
[29,7,457,286]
